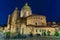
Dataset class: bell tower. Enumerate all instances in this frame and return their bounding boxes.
[20,3,32,17]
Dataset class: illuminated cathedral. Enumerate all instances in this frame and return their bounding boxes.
[3,3,58,36]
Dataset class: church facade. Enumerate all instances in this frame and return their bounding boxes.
[3,3,59,36]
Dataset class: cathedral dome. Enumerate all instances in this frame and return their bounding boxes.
[20,3,32,17]
[22,3,31,10]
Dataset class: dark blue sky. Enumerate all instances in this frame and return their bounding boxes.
[0,0,60,25]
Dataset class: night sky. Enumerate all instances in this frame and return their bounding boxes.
[0,0,60,25]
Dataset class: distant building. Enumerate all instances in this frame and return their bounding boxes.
[2,3,59,36]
